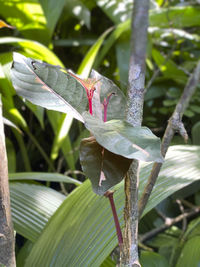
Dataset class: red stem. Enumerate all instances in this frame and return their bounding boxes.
[89,97,93,115]
[103,104,107,122]
[105,191,123,249]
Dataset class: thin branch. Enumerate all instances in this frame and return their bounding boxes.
[138,60,200,218]
[121,0,150,266]
[176,199,187,234]
[140,206,200,243]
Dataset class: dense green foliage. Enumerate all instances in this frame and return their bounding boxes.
[1,0,200,266]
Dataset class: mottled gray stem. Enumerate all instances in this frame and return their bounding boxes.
[120,0,150,266]
[0,96,16,266]
[138,60,200,218]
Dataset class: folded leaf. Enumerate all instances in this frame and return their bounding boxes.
[11,53,88,122]
[80,136,132,195]
[83,112,163,163]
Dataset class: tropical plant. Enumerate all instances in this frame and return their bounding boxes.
[0,0,200,266]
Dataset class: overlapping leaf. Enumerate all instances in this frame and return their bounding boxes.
[80,136,132,195]
[83,112,163,163]
[90,70,126,121]
[11,53,88,122]
[24,146,200,267]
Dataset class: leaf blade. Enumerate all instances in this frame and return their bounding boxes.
[11,53,88,122]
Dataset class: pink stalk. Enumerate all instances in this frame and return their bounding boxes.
[103,100,107,122]
[88,97,93,115]
[105,191,123,249]
[102,93,115,122]
[103,92,123,249]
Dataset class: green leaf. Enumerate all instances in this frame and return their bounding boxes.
[6,138,16,172]
[176,236,200,267]
[150,6,200,28]
[0,1,51,44]
[16,240,33,267]
[10,182,65,242]
[50,113,73,161]
[116,41,130,86]
[9,172,81,186]
[47,111,76,171]
[13,145,200,266]
[24,101,44,129]
[11,53,88,122]
[101,256,115,267]
[39,0,66,35]
[152,49,187,84]
[80,136,132,195]
[140,251,168,267]
[94,20,130,68]
[95,0,132,24]
[3,117,22,133]
[83,112,163,163]
[77,27,113,78]
[90,69,126,121]
[0,37,64,66]
[62,0,91,29]
[192,121,200,145]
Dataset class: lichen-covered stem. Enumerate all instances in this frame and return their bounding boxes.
[121,0,150,266]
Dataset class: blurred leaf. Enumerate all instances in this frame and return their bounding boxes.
[147,232,179,249]
[183,109,195,118]
[0,37,64,66]
[6,138,16,172]
[0,19,14,29]
[190,105,200,114]
[11,53,88,122]
[90,69,126,121]
[50,113,73,160]
[83,112,163,163]
[182,216,200,241]
[145,85,166,101]
[176,236,200,267]
[62,0,91,29]
[9,172,81,185]
[140,251,168,267]
[0,56,15,98]
[16,240,33,267]
[10,182,65,242]
[39,0,66,35]
[152,49,187,84]
[73,128,90,163]
[80,136,132,195]
[3,117,22,133]
[0,0,50,44]
[24,101,44,129]
[95,0,132,24]
[101,256,115,267]
[12,145,200,266]
[150,6,200,28]
[116,41,129,86]
[77,27,113,78]
[192,121,200,145]
[47,111,75,171]
[94,20,130,68]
